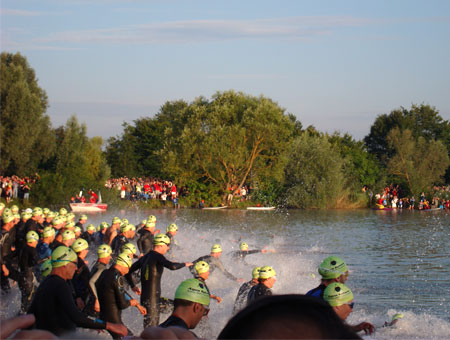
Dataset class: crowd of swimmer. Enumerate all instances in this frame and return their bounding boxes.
[1,203,385,339]
[369,184,450,209]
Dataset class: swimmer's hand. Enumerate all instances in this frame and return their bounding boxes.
[106,322,128,337]
[132,286,142,295]
[126,326,196,339]
[237,278,245,283]
[185,262,194,267]
[352,322,375,335]
[213,295,222,303]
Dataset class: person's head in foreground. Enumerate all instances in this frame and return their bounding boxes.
[171,278,210,330]
[218,294,361,339]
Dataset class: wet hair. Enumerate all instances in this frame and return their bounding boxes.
[218,294,361,339]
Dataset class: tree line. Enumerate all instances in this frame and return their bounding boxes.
[1,52,449,207]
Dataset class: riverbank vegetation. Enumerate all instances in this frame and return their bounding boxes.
[2,52,449,208]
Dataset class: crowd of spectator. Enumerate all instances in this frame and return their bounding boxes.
[105,177,187,206]
[368,184,450,210]
[0,175,37,203]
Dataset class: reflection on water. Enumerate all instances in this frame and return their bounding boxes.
[1,208,449,339]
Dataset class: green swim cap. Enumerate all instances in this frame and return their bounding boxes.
[72,238,89,253]
[42,226,56,238]
[121,218,129,225]
[65,222,75,230]
[121,242,137,255]
[252,266,261,279]
[211,244,222,253]
[112,217,121,224]
[120,223,135,233]
[87,224,96,232]
[66,213,75,221]
[259,266,276,279]
[26,230,39,243]
[74,226,81,234]
[167,223,178,232]
[154,233,171,246]
[148,215,156,223]
[59,208,67,216]
[194,261,210,274]
[2,214,15,224]
[51,246,77,268]
[116,252,132,268]
[318,256,348,279]
[100,222,110,230]
[240,242,249,251]
[52,217,63,226]
[79,214,88,221]
[40,260,52,277]
[62,230,75,241]
[323,283,354,307]
[11,205,19,213]
[43,208,50,215]
[144,221,155,230]
[47,211,56,219]
[0,202,5,209]
[97,244,112,258]
[174,278,210,306]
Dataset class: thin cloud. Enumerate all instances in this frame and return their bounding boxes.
[0,8,43,16]
[206,73,288,80]
[35,16,376,45]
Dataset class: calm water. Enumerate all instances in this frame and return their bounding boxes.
[2,208,449,339]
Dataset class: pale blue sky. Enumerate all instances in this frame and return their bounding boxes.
[2,0,449,140]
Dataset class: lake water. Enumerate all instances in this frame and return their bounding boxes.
[1,208,449,339]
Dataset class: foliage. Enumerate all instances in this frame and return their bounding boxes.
[32,116,111,204]
[160,90,296,201]
[328,133,382,191]
[386,128,449,196]
[0,52,55,175]
[364,104,450,161]
[283,133,348,209]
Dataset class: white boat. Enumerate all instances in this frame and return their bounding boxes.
[70,203,108,213]
[246,206,276,211]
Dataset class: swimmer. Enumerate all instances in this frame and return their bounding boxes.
[323,282,375,335]
[125,233,193,327]
[306,256,349,299]
[233,266,260,314]
[247,266,276,305]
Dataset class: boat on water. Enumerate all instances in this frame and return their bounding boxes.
[70,203,108,213]
[247,206,276,211]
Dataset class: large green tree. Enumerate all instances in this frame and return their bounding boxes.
[34,116,110,204]
[386,128,449,196]
[0,52,55,175]
[364,104,450,162]
[161,91,296,201]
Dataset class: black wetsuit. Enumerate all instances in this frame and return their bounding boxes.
[28,275,107,336]
[81,231,94,245]
[165,233,177,254]
[305,283,326,299]
[71,256,91,304]
[84,261,108,317]
[125,250,186,327]
[233,280,256,314]
[18,244,38,313]
[75,221,85,233]
[96,267,131,339]
[137,229,153,255]
[191,255,237,281]
[50,239,65,251]
[111,234,129,256]
[1,226,20,292]
[229,249,261,262]
[159,315,198,338]
[247,283,272,305]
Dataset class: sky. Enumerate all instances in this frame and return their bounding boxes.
[1,0,450,141]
